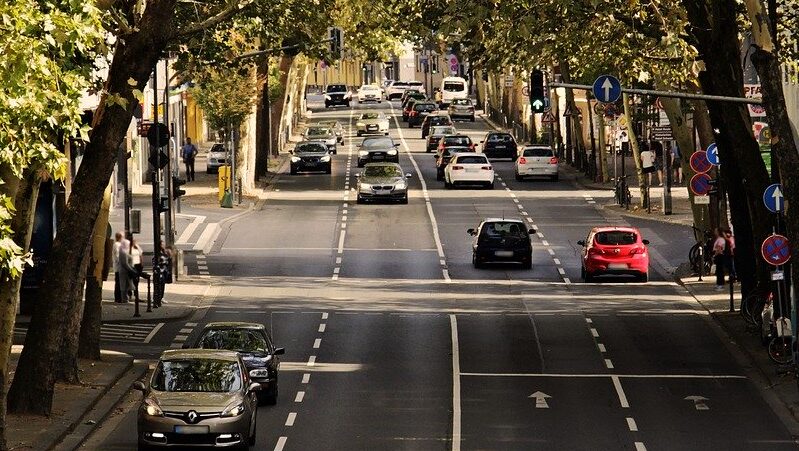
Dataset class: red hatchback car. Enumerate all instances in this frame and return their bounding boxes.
[578,227,650,282]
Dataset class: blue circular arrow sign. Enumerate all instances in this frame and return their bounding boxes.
[592,75,622,104]
[763,183,784,213]
[706,143,719,165]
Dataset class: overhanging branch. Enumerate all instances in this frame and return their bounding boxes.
[173,0,254,38]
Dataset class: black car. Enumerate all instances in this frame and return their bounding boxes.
[435,145,474,180]
[426,125,457,152]
[400,89,423,104]
[357,136,400,167]
[401,92,427,111]
[408,102,438,127]
[290,142,332,174]
[324,84,351,107]
[186,322,285,405]
[421,114,453,138]
[468,219,536,269]
[481,132,518,160]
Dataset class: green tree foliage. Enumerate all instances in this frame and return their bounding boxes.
[190,64,258,132]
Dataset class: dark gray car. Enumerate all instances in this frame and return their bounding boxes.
[290,142,332,175]
[357,136,400,167]
[356,163,412,204]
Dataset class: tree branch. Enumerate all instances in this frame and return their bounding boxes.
[172,0,254,39]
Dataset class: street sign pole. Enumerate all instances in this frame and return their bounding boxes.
[151,62,162,303]
[663,142,672,215]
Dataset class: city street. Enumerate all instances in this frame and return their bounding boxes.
[83,99,797,451]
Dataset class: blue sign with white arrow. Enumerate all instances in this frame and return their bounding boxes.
[706,143,719,165]
[763,183,784,213]
[592,75,622,104]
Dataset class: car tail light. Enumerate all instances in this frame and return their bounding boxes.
[481,166,492,170]
[588,248,604,256]
[518,157,527,164]
[469,143,476,150]
[468,107,474,112]
[452,165,464,170]
[550,157,559,164]
[438,143,445,150]
[630,247,647,255]
[410,111,417,116]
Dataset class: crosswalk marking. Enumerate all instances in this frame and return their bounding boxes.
[14,322,163,344]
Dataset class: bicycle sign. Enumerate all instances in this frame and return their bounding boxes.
[689,151,712,174]
[689,173,712,196]
[761,234,791,266]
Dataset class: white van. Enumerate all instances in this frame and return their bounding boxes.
[440,76,468,107]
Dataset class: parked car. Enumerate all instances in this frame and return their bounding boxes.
[356,162,412,204]
[134,349,260,449]
[448,98,475,121]
[420,113,453,138]
[515,145,559,181]
[206,143,227,174]
[578,226,650,282]
[408,102,438,128]
[481,132,518,160]
[317,120,344,144]
[468,219,536,269]
[290,142,332,175]
[426,125,457,152]
[356,112,390,136]
[357,136,400,167]
[444,153,494,189]
[324,84,351,108]
[303,126,337,154]
[185,322,285,405]
[357,84,382,103]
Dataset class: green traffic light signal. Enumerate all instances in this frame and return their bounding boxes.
[530,69,546,113]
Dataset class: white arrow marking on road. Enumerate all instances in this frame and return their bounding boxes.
[601,78,614,101]
[529,391,551,408]
[772,186,783,211]
[684,395,709,410]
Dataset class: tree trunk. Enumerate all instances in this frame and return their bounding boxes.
[0,166,42,451]
[270,55,293,157]
[597,112,609,182]
[78,185,112,360]
[55,249,89,384]
[623,93,646,207]
[254,59,269,179]
[7,0,178,416]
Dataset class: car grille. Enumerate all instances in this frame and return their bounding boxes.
[372,185,394,191]
[163,410,222,423]
[301,157,320,163]
[367,125,378,130]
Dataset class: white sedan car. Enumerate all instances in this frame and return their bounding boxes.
[444,153,495,189]
[356,112,390,136]
[357,84,383,103]
[514,145,559,181]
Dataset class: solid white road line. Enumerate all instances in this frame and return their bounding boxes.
[313,338,321,349]
[460,372,746,379]
[626,417,639,432]
[285,412,297,426]
[302,373,310,384]
[274,436,287,451]
[450,314,462,451]
[318,324,326,333]
[552,258,560,265]
[176,215,206,245]
[294,391,305,402]
[611,375,630,408]
[143,323,165,344]
[337,230,346,254]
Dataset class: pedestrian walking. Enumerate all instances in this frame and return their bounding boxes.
[712,227,732,289]
[671,143,683,184]
[154,243,173,307]
[651,140,664,186]
[724,227,736,282]
[130,238,143,301]
[117,239,137,302]
[112,232,130,303]
[181,137,198,182]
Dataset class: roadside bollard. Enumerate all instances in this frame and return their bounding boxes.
[145,272,152,313]
[729,277,735,312]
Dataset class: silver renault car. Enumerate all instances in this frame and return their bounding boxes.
[134,349,260,449]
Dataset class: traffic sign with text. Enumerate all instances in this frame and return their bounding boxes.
[761,234,791,266]
[592,75,622,104]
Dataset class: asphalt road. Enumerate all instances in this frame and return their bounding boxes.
[84,99,797,451]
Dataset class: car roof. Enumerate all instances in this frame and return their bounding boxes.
[202,322,266,330]
[296,141,327,147]
[482,218,524,224]
[161,349,241,361]
[591,226,641,233]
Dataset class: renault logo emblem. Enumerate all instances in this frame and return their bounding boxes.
[186,410,199,423]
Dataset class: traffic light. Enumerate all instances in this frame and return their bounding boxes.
[327,27,343,60]
[530,69,546,113]
[158,196,170,213]
[172,176,187,199]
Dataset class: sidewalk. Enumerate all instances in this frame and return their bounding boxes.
[6,347,143,451]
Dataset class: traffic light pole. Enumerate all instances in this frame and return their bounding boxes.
[151,63,162,293]
[163,59,174,249]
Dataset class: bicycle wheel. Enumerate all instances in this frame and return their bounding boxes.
[768,336,793,364]
[740,294,762,325]
[688,243,701,274]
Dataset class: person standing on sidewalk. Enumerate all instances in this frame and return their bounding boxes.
[712,227,731,290]
[181,137,198,182]
[117,239,136,302]
[724,227,736,282]
[671,143,683,185]
[130,237,143,301]
[154,243,173,307]
[112,232,130,303]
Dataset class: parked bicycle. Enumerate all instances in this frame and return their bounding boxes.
[612,175,632,208]
[688,226,713,276]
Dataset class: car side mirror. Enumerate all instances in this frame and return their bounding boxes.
[132,381,147,392]
[642,239,650,245]
[248,382,262,393]
[577,240,586,246]
[528,229,537,235]
[274,347,286,355]
[405,173,412,178]
[467,228,477,236]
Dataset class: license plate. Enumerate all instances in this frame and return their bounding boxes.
[466,168,479,173]
[495,251,514,257]
[494,146,506,149]
[174,425,210,434]
[608,263,628,269]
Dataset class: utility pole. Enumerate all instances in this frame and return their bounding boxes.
[151,62,162,292]
[163,59,174,249]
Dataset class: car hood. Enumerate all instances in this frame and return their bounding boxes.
[150,390,241,412]
[360,176,404,185]
[208,152,226,158]
[294,152,329,158]
[362,146,394,153]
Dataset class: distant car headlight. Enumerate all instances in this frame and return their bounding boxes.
[358,150,369,157]
[291,156,301,162]
[320,155,331,162]
[221,402,245,417]
[249,368,270,378]
[144,398,163,417]
[387,149,398,155]
[359,183,371,192]
[356,122,365,127]
[325,95,331,100]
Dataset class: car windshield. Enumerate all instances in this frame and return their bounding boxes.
[198,329,269,353]
[362,138,394,150]
[295,144,327,154]
[327,85,346,93]
[431,116,450,125]
[481,222,527,238]
[410,93,426,100]
[414,104,436,112]
[432,127,455,136]
[210,144,225,153]
[319,121,339,128]
[361,85,379,91]
[393,82,408,87]
[457,155,487,164]
[595,231,638,245]
[151,359,243,393]
[524,147,554,157]
[307,128,330,137]
[444,81,465,92]
[363,166,402,177]
[487,133,514,143]
[361,113,381,120]
[451,98,471,106]
[444,136,471,146]
[408,82,423,88]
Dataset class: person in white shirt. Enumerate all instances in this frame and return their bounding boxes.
[112,232,130,303]
[130,238,143,301]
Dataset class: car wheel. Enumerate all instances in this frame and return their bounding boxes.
[486,181,495,189]
[326,165,332,175]
[580,266,586,280]
[290,167,297,175]
[472,254,483,269]
[470,116,475,122]
[408,123,414,128]
[551,174,559,182]
[357,195,365,204]
[400,195,408,204]
[515,172,523,182]
[445,178,452,189]
[138,440,154,451]
[357,162,364,168]
[522,258,532,270]
[639,272,649,283]
[585,271,595,283]
[206,168,212,174]
[357,131,362,137]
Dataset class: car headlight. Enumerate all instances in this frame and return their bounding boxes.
[356,122,365,127]
[359,150,369,157]
[144,398,163,417]
[320,155,331,162]
[359,183,371,192]
[221,402,245,417]
[387,149,398,155]
[325,95,331,100]
[395,181,407,190]
[249,368,270,378]
[291,156,300,162]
